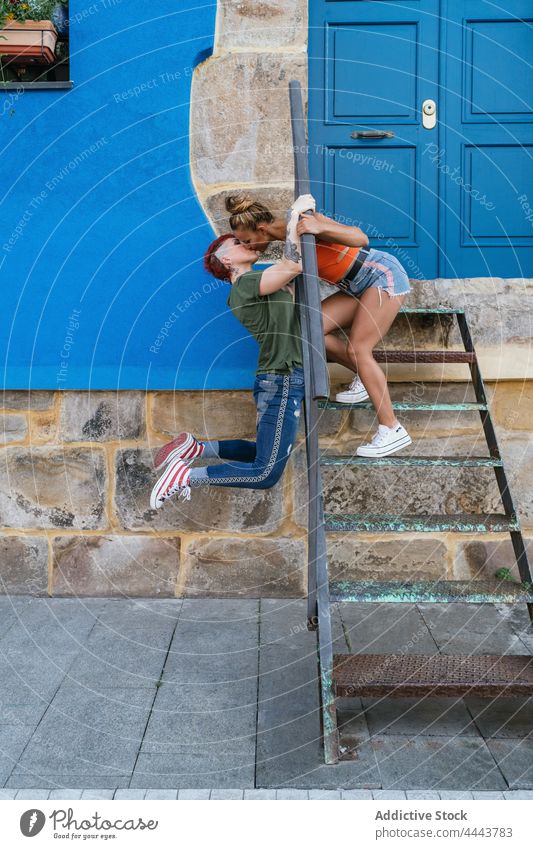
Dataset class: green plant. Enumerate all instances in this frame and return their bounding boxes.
[494,567,514,582]
[0,1,67,26]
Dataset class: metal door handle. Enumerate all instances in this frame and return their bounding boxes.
[351,130,395,139]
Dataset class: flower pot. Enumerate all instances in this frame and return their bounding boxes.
[0,20,58,65]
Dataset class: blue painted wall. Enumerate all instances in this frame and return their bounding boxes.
[1,1,259,389]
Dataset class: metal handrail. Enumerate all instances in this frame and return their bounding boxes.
[288,81,329,402]
[289,79,329,626]
[289,81,339,762]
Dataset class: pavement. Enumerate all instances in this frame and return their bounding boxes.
[0,596,532,793]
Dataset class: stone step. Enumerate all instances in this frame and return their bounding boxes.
[320,455,502,467]
[332,653,533,698]
[324,513,520,533]
[329,579,533,604]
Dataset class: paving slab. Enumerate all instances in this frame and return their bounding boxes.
[309,790,342,799]
[48,789,83,799]
[503,790,533,799]
[12,685,154,777]
[0,725,40,785]
[472,791,505,799]
[406,791,441,799]
[145,789,178,799]
[342,789,373,799]
[464,696,533,739]
[256,605,380,789]
[6,776,131,790]
[338,603,439,654]
[244,789,276,799]
[0,789,17,799]
[372,736,507,791]
[130,755,255,789]
[15,789,50,799]
[373,790,407,800]
[0,597,33,640]
[64,624,171,690]
[362,695,478,738]
[440,791,474,799]
[114,789,146,799]
[485,739,533,789]
[178,789,210,799]
[161,598,258,685]
[276,789,308,799]
[419,604,527,655]
[210,789,243,799]
[81,789,115,799]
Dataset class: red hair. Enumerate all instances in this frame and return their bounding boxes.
[204,234,235,281]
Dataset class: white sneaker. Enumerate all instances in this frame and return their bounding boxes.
[335,375,369,404]
[357,423,412,457]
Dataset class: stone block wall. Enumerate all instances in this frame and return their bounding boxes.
[0,373,531,597]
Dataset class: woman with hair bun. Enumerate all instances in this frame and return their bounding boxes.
[225,193,412,458]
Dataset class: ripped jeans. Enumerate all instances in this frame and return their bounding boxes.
[347,248,411,305]
[189,367,305,490]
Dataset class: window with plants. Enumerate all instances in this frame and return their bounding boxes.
[0,1,69,84]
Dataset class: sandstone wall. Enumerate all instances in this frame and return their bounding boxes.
[0,378,531,597]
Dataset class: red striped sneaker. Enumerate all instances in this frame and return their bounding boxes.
[150,457,192,509]
[153,432,204,471]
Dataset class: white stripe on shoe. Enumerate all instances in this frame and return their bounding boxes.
[153,432,203,470]
[150,457,192,509]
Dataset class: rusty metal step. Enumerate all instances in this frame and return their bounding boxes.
[324,513,519,533]
[319,400,486,411]
[372,350,475,363]
[332,654,533,698]
[329,579,533,604]
[320,455,502,467]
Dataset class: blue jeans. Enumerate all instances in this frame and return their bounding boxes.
[191,367,305,489]
[348,248,411,299]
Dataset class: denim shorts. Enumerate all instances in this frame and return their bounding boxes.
[347,248,411,301]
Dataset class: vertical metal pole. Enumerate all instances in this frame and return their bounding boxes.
[289,80,339,763]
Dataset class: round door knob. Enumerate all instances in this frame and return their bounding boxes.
[423,101,436,116]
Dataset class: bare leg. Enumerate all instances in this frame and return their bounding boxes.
[321,291,359,369]
[347,288,405,427]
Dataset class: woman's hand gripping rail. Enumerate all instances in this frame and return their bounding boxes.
[258,194,316,296]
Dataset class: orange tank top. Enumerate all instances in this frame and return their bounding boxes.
[315,240,360,285]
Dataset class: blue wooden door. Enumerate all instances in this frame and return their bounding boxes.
[309,1,533,278]
[440,0,533,277]
[309,1,441,279]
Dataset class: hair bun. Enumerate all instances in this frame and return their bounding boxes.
[225,193,254,215]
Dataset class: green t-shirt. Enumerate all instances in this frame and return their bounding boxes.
[227,269,303,375]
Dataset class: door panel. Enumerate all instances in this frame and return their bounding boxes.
[440,0,533,276]
[309,1,440,279]
[309,1,533,278]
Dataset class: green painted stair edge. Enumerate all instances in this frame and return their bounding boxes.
[400,307,465,314]
[329,579,533,604]
[320,455,503,467]
[319,400,487,411]
[324,513,520,533]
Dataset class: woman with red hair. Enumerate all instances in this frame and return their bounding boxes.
[149,194,313,508]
